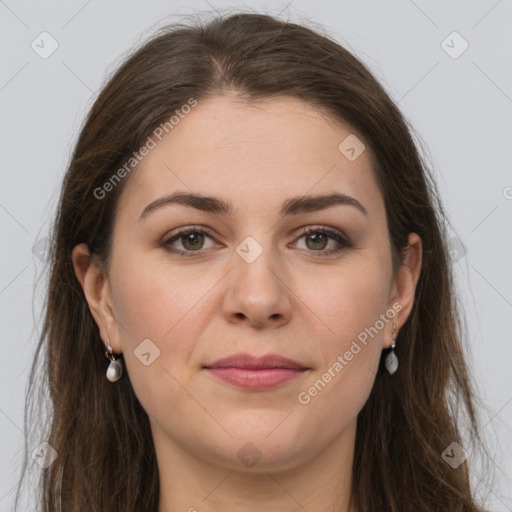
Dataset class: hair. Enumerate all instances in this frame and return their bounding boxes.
[14,10,493,512]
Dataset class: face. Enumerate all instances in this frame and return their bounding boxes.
[75,94,420,473]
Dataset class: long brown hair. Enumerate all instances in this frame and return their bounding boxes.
[15,10,492,512]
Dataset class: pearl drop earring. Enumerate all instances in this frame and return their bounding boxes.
[385,322,399,375]
[105,340,123,382]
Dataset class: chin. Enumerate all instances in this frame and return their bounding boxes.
[210,417,312,472]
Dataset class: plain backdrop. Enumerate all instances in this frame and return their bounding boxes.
[0,1,511,510]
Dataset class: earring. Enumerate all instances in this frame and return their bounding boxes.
[105,340,123,382]
[385,322,399,375]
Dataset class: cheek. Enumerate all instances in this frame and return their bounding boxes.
[299,259,390,404]
[109,254,220,387]
[306,257,390,347]
[108,258,207,419]
[110,251,211,340]
[111,265,173,340]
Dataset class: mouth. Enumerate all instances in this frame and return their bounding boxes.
[203,353,310,390]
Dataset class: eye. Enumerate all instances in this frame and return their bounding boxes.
[292,226,353,256]
[162,227,216,256]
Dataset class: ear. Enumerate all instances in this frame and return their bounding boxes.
[71,243,122,354]
[385,232,423,347]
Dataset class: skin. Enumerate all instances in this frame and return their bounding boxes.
[72,94,422,512]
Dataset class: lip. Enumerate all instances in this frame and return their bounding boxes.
[203,353,309,390]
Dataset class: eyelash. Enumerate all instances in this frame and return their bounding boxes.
[161,225,353,258]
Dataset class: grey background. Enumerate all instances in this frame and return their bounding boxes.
[0,0,511,510]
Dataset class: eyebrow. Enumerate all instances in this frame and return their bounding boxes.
[139,191,368,221]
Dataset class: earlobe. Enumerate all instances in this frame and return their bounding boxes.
[71,243,118,350]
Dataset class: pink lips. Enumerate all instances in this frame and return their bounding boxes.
[203,354,309,390]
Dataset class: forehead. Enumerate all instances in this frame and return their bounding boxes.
[117,94,383,220]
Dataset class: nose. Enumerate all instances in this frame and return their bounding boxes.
[221,241,293,329]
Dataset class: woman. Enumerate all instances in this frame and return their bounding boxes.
[15,11,491,512]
